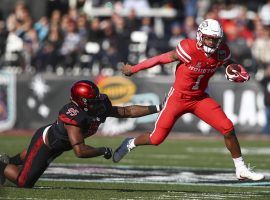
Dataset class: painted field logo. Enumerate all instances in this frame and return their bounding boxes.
[98,76,136,104]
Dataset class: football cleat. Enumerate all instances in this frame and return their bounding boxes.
[0,153,10,164]
[0,153,10,185]
[236,165,265,181]
[0,168,5,185]
[113,138,135,163]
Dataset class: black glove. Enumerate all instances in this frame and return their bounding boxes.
[103,147,112,159]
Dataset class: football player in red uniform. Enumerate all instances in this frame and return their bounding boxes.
[0,80,163,188]
[113,19,264,181]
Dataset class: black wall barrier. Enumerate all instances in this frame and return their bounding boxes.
[13,73,265,135]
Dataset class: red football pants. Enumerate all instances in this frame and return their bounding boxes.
[150,88,234,145]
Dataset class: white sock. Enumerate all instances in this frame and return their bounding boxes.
[233,157,246,169]
[129,138,136,150]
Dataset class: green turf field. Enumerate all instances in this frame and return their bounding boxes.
[0,134,270,200]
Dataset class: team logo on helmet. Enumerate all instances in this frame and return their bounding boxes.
[201,21,208,28]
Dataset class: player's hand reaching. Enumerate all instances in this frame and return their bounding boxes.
[103,147,113,159]
[121,63,133,76]
[225,64,250,83]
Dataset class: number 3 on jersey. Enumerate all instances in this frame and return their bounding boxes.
[192,75,204,90]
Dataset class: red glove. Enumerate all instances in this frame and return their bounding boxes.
[225,64,250,83]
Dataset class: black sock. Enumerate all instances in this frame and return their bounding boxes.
[9,154,23,165]
[0,161,7,175]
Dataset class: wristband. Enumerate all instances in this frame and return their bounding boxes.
[156,105,161,112]
[149,105,161,113]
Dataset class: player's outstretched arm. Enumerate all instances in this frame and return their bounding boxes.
[121,50,179,76]
[66,124,112,159]
[108,105,162,118]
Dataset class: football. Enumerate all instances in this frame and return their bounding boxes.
[226,64,241,75]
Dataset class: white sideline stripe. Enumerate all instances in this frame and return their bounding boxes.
[39,178,270,189]
[177,43,191,60]
[0,198,73,200]
[150,87,174,138]
[187,147,270,155]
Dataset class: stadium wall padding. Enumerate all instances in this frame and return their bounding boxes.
[13,74,265,135]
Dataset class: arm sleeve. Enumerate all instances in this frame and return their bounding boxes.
[131,51,176,73]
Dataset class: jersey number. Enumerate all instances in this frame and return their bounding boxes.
[192,75,204,90]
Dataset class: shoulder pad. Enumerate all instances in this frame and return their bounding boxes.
[58,103,81,126]
[175,39,192,63]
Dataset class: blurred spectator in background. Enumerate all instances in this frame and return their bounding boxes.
[59,18,81,68]
[34,17,49,42]
[50,9,61,27]
[168,22,186,49]
[88,17,103,43]
[123,0,150,13]
[111,13,129,64]
[183,16,197,39]
[34,25,63,72]
[259,0,270,26]
[139,17,160,53]
[77,14,88,42]
[0,0,269,77]
[183,0,198,18]
[252,24,270,73]
[125,9,140,33]
[100,20,119,71]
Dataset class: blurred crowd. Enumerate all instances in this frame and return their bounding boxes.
[0,0,270,78]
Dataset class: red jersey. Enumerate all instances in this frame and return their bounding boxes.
[175,39,231,96]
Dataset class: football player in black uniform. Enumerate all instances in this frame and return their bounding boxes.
[0,80,163,188]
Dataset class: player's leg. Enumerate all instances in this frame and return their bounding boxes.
[2,126,59,187]
[193,97,239,156]
[113,88,185,162]
[0,149,28,184]
[193,96,264,181]
[16,126,60,188]
[7,149,27,165]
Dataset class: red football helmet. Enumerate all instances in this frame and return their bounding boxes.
[70,80,100,112]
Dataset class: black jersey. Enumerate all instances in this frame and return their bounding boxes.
[47,94,112,151]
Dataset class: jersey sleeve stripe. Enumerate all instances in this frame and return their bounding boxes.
[176,47,190,63]
[177,44,191,60]
[59,114,78,126]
